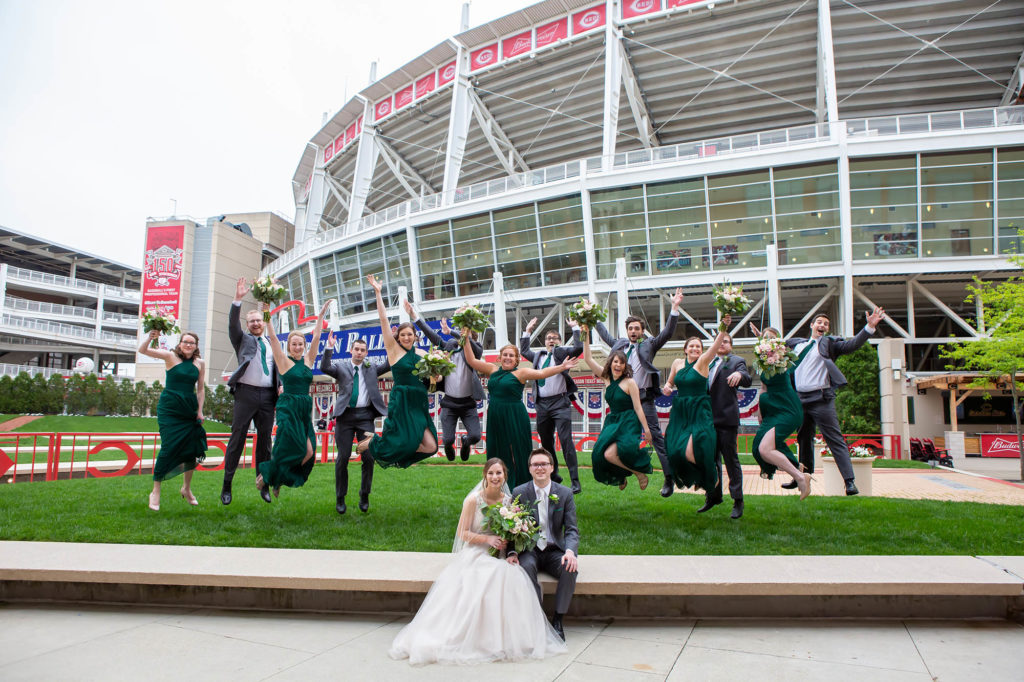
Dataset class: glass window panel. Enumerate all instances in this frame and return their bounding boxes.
[357,240,385,312]
[998,148,1024,252]
[335,248,362,315]
[538,195,586,286]
[417,221,455,301]
[451,213,494,296]
[921,220,995,257]
[315,256,338,302]
[591,185,649,278]
[492,204,540,290]
[383,233,412,300]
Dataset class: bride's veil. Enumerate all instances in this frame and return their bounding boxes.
[452,479,511,553]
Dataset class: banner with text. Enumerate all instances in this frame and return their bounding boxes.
[138,224,185,362]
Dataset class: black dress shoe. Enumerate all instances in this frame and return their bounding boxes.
[443,443,456,461]
[459,440,471,461]
[336,501,347,515]
[551,472,563,484]
[697,497,722,513]
[660,477,675,497]
[550,615,565,641]
[259,486,272,503]
[571,480,582,495]
[220,487,232,505]
[359,495,369,513]
[731,500,744,519]
[780,479,799,490]
[845,480,860,496]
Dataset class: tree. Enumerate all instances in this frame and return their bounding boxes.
[65,374,85,414]
[11,372,34,413]
[44,374,66,414]
[100,376,120,414]
[147,380,163,416]
[942,245,1024,479]
[835,343,881,435]
[0,375,13,412]
[31,374,48,413]
[117,379,136,416]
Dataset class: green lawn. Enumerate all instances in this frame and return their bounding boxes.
[10,415,232,434]
[0,462,1019,555]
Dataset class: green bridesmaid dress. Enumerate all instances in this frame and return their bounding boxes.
[368,348,437,468]
[664,360,718,492]
[259,358,316,489]
[154,360,208,481]
[591,378,653,487]
[484,368,533,489]
[751,345,813,478]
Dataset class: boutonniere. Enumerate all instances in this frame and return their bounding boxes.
[548,493,558,502]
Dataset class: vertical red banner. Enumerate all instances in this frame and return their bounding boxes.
[141,225,185,358]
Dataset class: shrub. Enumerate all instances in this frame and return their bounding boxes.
[44,374,66,414]
[835,343,881,434]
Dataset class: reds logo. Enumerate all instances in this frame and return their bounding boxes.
[475,48,495,66]
[144,245,183,287]
[579,10,601,28]
[377,100,391,116]
[631,0,655,12]
[442,64,456,81]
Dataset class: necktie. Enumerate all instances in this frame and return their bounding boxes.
[626,343,635,360]
[256,337,269,374]
[708,357,719,386]
[536,489,548,550]
[538,352,552,387]
[350,364,360,408]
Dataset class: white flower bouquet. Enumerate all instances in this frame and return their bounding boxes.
[484,495,542,556]
[567,297,608,329]
[752,335,797,380]
[450,304,489,347]
[142,306,180,348]
[414,346,456,391]
[251,275,286,321]
[712,281,752,330]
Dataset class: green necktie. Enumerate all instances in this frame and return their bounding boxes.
[350,364,360,408]
[708,357,719,386]
[256,337,269,374]
[538,351,552,388]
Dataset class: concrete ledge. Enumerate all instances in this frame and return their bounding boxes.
[2,542,1022,620]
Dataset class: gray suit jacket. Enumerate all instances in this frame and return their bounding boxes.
[319,348,390,419]
[519,329,583,395]
[786,326,874,390]
[415,318,486,401]
[596,312,679,392]
[226,302,279,396]
[510,480,579,555]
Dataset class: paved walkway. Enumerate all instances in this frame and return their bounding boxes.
[2,604,1022,681]
[0,415,40,432]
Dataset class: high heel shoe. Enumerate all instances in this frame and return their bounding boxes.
[148,491,160,511]
[636,472,649,491]
[619,479,628,490]
[356,435,373,455]
[273,486,280,499]
[797,474,813,501]
[180,488,199,506]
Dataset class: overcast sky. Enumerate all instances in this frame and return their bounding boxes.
[0,0,519,269]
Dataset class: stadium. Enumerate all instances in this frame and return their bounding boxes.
[264,0,1024,452]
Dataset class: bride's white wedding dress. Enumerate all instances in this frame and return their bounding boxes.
[389,490,567,665]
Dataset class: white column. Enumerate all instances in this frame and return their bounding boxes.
[817,0,840,129]
[765,244,783,331]
[347,97,380,229]
[492,272,507,348]
[95,285,105,338]
[0,263,7,316]
[837,130,854,335]
[442,42,473,201]
[877,338,908,459]
[307,259,320,311]
[405,222,422,304]
[615,257,629,337]
[601,1,622,169]
[397,286,410,323]
[301,168,328,243]
[580,188,599,300]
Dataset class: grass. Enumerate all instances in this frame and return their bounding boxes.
[9,415,232,434]
[0,461,1020,555]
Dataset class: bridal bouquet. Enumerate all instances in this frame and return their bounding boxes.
[483,495,542,557]
[752,335,797,380]
[414,347,456,391]
[712,281,752,330]
[251,275,286,321]
[450,304,489,346]
[567,297,607,329]
[142,307,180,348]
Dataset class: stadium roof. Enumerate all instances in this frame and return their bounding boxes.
[0,224,141,287]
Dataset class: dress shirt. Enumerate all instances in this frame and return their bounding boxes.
[238,329,274,388]
[444,350,473,398]
[708,356,722,387]
[351,360,369,407]
[535,483,550,550]
[535,349,566,397]
[794,338,828,392]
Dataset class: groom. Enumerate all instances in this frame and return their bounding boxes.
[508,448,579,641]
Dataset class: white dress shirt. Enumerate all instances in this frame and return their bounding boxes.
[351,360,369,407]
[535,482,551,550]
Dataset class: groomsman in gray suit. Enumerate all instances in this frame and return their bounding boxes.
[321,334,390,514]
[596,288,684,498]
[222,277,277,506]
[508,448,579,641]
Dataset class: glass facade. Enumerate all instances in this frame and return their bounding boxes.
[998,147,1024,253]
[538,196,586,285]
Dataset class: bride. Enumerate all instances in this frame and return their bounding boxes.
[389,458,567,665]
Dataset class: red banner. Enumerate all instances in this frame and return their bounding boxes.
[667,0,703,7]
[980,433,1022,458]
[334,133,345,155]
[623,0,660,18]
[141,225,185,359]
[572,5,606,34]
[502,31,533,59]
[375,96,393,121]
[470,43,499,71]
[415,73,436,99]
[536,18,568,48]
[345,122,357,144]
[323,144,334,163]
[438,60,457,86]
[395,84,414,110]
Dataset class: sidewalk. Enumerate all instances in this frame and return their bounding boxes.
[2,604,1022,681]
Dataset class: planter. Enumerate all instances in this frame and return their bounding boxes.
[822,456,874,496]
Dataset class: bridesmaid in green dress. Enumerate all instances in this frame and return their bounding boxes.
[256,299,331,498]
[580,326,653,490]
[661,315,731,496]
[137,329,208,511]
[461,332,578,490]
[749,323,813,500]
[356,275,438,467]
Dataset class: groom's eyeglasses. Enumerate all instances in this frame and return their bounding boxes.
[530,462,552,468]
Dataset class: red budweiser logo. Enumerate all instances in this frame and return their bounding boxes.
[987,437,1020,453]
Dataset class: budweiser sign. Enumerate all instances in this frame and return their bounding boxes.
[980,434,1023,458]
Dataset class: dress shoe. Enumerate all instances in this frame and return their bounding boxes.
[730,500,744,519]
[148,491,160,511]
[660,477,675,498]
[697,497,722,514]
[443,443,456,461]
[359,494,370,513]
[635,472,648,491]
[336,501,347,515]
[220,487,232,505]
[459,440,471,461]
[780,479,799,490]
[180,488,199,506]
[845,479,859,496]
[259,486,272,503]
[551,472,563,484]
[550,615,565,641]
[571,480,582,495]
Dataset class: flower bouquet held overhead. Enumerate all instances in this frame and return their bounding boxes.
[483,495,543,557]
[414,347,457,392]
[450,304,489,346]
[712,282,752,331]
[567,297,608,330]
[251,275,286,322]
[142,307,180,348]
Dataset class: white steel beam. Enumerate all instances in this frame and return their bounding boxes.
[468,88,529,176]
[1001,50,1024,106]
[619,40,658,149]
[300,168,327,243]
[442,42,473,199]
[324,174,351,214]
[911,280,981,338]
[601,2,622,167]
[374,134,435,199]
[816,0,840,125]
[853,287,909,338]
[347,97,380,229]
[784,285,838,340]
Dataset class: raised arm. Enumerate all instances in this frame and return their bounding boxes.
[624,377,652,443]
[264,314,291,374]
[519,317,538,363]
[648,288,683,352]
[228,277,248,351]
[407,302,445,347]
[137,330,176,366]
[461,329,496,376]
[580,325,605,377]
[565,319,583,358]
[594,319,616,346]
[320,331,340,378]
[832,306,884,357]
[696,314,731,374]
[515,354,578,382]
[368,275,398,355]
[304,300,332,367]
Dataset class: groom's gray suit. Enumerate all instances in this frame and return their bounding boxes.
[509,480,579,615]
